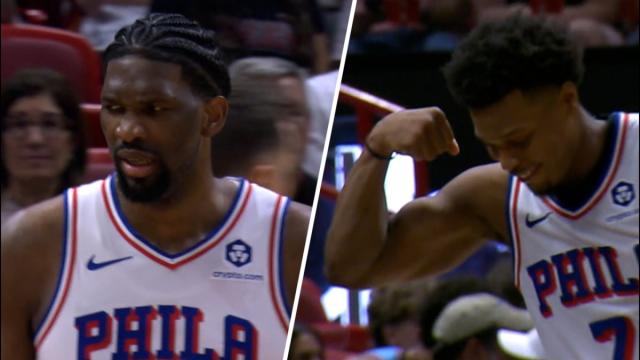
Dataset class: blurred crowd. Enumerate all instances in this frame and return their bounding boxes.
[292,258,549,360]
[349,0,639,52]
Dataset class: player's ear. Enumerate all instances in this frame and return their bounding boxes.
[559,81,579,111]
[248,164,276,190]
[201,96,228,137]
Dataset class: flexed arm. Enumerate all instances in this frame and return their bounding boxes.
[325,107,505,287]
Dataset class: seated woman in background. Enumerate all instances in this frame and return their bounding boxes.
[1,68,86,223]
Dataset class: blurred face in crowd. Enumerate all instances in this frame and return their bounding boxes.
[384,319,424,350]
[269,75,309,196]
[2,93,74,185]
[290,332,323,360]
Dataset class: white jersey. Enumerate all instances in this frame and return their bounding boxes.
[34,176,291,359]
[507,113,639,360]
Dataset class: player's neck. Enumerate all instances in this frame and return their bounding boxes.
[565,107,609,186]
[117,176,236,254]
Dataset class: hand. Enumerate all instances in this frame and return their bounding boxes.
[366,107,459,161]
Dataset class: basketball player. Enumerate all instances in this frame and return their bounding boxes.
[326,16,639,359]
[1,14,309,359]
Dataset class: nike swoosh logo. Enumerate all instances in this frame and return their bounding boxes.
[525,212,552,228]
[87,255,133,271]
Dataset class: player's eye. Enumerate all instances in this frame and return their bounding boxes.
[102,104,124,114]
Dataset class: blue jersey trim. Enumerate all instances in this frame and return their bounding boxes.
[278,199,292,315]
[33,190,71,339]
[546,114,620,211]
[109,175,246,259]
[504,175,517,284]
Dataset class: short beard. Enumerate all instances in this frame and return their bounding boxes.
[115,161,171,203]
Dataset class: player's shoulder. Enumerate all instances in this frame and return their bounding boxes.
[2,194,66,253]
[285,201,311,231]
[1,194,67,327]
[444,163,510,203]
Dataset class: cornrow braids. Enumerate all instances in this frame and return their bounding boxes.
[103,13,231,99]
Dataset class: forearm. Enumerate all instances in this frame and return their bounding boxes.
[324,151,390,287]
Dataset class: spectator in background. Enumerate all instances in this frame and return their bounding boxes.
[475,0,626,47]
[349,0,475,52]
[14,0,86,28]
[289,324,326,360]
[1,0,19,23]
[1,68,86,223]
[212,57,310,199]
[349,278,434,360]
[414,276,534,360]
[317,0,352,65]
[429,293,535,360]
[76,0,150,50]
[150,0,332,73]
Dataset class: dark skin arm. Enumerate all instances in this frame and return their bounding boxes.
[1,197,65,360]
[282,201,311,308]
[324,108,509,289]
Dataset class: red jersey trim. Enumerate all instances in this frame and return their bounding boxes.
[542,114,629,219]
[268,195,289,331]
[101,179,253,270]
[35,187,79,348]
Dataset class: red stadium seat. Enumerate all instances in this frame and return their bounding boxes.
[311,323,373,353]
[81,148,113,184]
[1,24,102,102]
[81,103,105,147]
[297,278,330,324]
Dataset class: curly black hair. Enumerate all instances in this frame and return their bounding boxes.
[103,13,231,99]
[443,16,584,109]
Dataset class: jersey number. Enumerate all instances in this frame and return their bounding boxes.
[589,316,636,360]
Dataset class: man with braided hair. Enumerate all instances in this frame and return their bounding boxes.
[1,13,309,359]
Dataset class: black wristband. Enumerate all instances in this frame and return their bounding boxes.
[365,142,394,160]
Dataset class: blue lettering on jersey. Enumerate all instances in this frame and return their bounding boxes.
[75,306,258,359]
[225,315,258,360]
[75,311,112,360]
[113,306,155,359]
[527,245,639,317]
[156,305,180,358]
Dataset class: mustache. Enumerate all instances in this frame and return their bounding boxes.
[113,141,158,156]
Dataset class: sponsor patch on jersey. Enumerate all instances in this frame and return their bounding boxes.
[212,239,263,281]
[611,181,635,207]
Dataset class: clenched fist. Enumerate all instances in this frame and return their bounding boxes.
[366,107,460,161]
